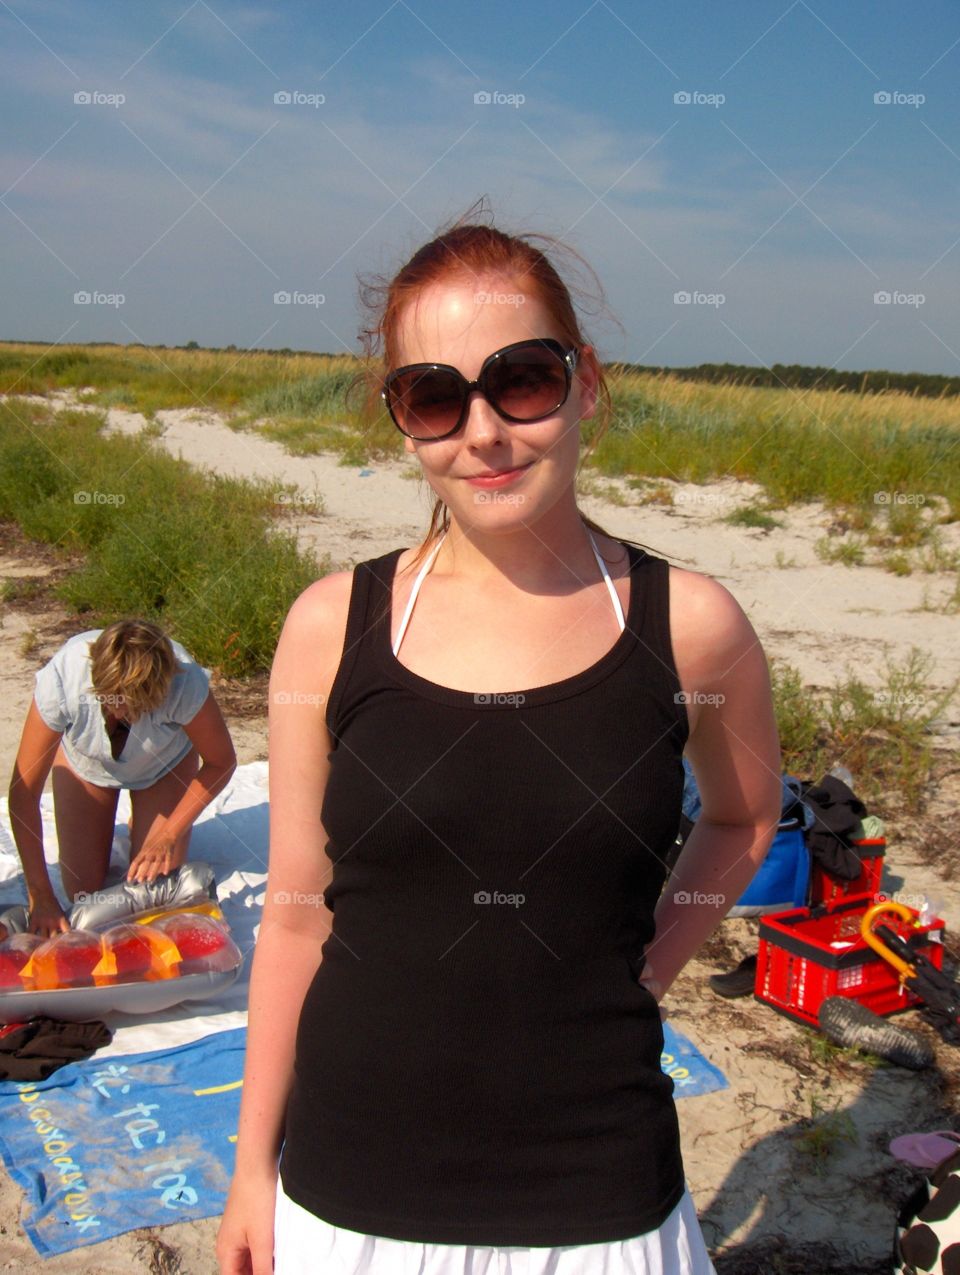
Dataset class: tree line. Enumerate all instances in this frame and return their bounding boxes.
[606,361,960,399]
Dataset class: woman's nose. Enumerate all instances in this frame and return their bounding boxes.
[460,388,510,444]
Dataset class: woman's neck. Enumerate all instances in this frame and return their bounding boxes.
[434,508,605,594]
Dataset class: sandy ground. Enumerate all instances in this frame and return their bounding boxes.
[0,389,958,1272]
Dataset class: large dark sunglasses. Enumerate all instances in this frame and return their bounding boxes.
[382,337,580,440]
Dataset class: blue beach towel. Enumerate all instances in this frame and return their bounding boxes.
[0,1027,245,1257]
[662,1021,728,1097]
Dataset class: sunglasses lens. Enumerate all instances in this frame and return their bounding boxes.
[385,341,573,438]
[486,345,569,421]
[387,368,463,438]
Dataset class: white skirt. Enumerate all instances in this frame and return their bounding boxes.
[273,1177,717,1275]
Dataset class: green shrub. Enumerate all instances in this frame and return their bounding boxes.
[0,400,326,674]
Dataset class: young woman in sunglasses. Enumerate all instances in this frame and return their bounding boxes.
[218,214,782,1275]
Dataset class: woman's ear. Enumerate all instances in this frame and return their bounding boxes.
[576,345,600,422]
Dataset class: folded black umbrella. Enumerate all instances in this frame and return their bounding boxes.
[874,923,960,1044]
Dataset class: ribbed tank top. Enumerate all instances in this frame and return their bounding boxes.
[280,539,690,1247]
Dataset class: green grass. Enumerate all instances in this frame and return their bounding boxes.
[793,1094,859,1174]
[770,648,956,813]
[804,1025,888,1070]
[815,536,867,567]
[593,369,960,519]
[881,551,913,576]
[0,399,327,674]
[723,505,785,531]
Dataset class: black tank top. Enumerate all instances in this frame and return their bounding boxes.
[279,541,690,1246]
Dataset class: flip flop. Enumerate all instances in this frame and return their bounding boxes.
[889,1130,960,1171]
[708,954,758,999]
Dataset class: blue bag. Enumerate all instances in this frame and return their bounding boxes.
[679,759,812,918]
[726,816,810,917]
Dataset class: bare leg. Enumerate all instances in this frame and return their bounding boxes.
[51,743,121,904]
[129,747,201,867]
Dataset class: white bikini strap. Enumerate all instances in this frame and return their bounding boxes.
[393,533,447,657]
[392,529,624,657]
[588,531,626,633]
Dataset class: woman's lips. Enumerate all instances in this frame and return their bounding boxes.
[465,464,532,489]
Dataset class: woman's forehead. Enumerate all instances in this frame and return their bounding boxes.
[394,281,557,366]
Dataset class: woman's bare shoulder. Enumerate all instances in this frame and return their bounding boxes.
[272,569,356,699]
[665,564,758,671]
[282,568,356,634]
[287,568,355,627]
[666,562,742,616]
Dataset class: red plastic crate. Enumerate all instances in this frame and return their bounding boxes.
[808,838,886,906]
[755,893,945,1026]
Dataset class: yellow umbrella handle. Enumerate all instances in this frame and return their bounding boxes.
[860,900,917,980]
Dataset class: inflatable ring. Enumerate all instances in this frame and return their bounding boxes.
[0,864,243,1023]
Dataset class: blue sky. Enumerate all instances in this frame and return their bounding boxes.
[2,0,958,374]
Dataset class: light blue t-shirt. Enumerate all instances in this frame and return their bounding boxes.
[33,630,212,790]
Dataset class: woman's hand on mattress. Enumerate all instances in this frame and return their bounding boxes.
[27,894,70,938]
[126,825,180,884]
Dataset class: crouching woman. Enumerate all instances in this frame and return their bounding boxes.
[7,619,237,937]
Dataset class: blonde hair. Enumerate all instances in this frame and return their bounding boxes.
[86,619,178,722]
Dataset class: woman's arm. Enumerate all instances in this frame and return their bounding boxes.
[127,691,238,883]
[7,701,70,933]
[216,571,351,1275]
[639,568,783,1002]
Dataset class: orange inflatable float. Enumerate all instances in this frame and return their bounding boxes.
[0,869,243,1022]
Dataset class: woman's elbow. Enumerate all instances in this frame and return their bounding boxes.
[203,752,237,778]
